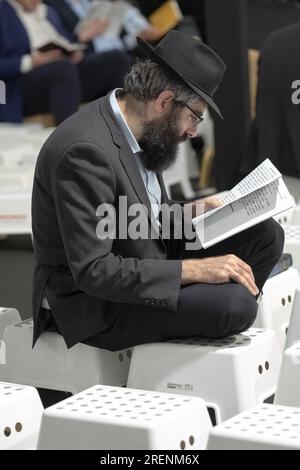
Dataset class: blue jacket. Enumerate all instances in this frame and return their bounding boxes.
[0,0,73,122]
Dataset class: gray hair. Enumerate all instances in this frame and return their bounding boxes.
[122,60,199,105]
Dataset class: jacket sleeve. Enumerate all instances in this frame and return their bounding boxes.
[0,56,22,80]
[53,142,182,311]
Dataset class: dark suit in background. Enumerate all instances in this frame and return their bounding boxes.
[32,95,284,351]
[245,21,300,177]
[0,0,131,124]
[0,0,80,123]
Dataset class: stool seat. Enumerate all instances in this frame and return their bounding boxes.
[0,381,43,450]
[127,328,281,423]
[2,319,132,394]
[207,403,300,450]
[37,384,212,450]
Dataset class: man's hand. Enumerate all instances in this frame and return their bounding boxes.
[78,19,110,43]
[69,51,84,65]
[31,50,64,67]
[137,26,163,42]
[181,255,259,296]
[184,197,223,220]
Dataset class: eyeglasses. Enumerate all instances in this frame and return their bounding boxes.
[174,100,205,127]
[183,102,204,127]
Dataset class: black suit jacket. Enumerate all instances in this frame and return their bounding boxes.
[245,21,300,177]
[32,95,183,348]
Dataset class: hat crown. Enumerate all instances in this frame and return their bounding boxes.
[154,30,226,97]
[137,29,226,117]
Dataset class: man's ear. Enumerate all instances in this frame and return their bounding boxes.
[155,90,175,114]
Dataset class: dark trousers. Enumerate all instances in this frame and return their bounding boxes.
[21,59,80,125]
[21,50,132,124]
[82,219,285,351]
[78,50,132,102]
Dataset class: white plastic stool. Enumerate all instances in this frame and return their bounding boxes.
[37,384,212,450]
[283,176,300,203]
[0,186,32,235]
[2,319,132,394]
[291,205,300,225]
[286,288,300,350]
[0,307,21,341]
[254,268,300,350]
[0,381,43,450]
[283,225,300,273]
[127,328,281,424]
[275,341,300,407]
[273,205,295,226]
[207,404,300,450]
[0,308,21,370]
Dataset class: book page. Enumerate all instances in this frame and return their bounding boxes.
[193,178,294,249]
[75,0,130,37]
[193,158,282,224]
[221,158,281,204]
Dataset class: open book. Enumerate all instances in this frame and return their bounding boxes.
[75,0,130,37]
[192,159,295,249]
[38,39,86,55]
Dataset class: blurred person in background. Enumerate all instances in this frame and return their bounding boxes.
[44,0,163,57]
[0,0,131,124]
[245,0,300,179]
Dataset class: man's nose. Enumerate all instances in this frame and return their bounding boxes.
[186,126,198,138]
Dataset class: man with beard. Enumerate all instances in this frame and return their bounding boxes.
[31,30,284,351]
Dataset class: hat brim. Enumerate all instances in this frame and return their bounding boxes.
[137,36,223,119]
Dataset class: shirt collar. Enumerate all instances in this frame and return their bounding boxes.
[109,89,142,155]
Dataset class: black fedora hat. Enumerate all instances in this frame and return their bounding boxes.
[137,30,226,118]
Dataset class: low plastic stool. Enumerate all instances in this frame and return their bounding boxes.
[0,307,20,340]
[127,328,281,424]
[2,319,132,394]
[254,267,300,350]
[284,225,300,273]
[275,341,300,407]
[37,384,212,450]
[0,308,21,373]
[285,288,300,350]
[0,186,32,235]
[0,381,43,450]
[273,205,295,226]
[207,403,300,450]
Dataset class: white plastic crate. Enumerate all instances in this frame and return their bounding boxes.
[2,319,132,394]
[127,328,281,423]
[37,384,212,450]
[207,404,300,450]
[0,381,43,450]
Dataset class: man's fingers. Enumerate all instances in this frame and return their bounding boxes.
[230,269,259,296]
[228,255,256,284]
